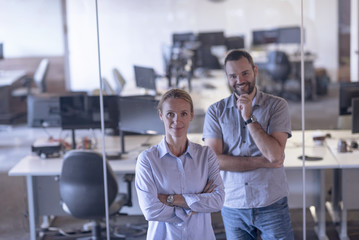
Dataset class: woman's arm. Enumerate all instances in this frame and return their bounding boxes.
[135,151,183,223]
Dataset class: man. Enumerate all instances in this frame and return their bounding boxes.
[203,49,294,239]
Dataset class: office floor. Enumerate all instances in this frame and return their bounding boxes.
[1,82,359,239]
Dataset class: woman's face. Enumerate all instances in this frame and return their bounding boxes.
[159,98,193,138]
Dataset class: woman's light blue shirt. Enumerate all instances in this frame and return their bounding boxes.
[135,137,225,240]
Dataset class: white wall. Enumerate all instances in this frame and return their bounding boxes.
[0,0,340,92]
[66,0,339,92]
[0,0,63,57]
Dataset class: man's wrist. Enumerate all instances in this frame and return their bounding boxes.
[244,115,257,125]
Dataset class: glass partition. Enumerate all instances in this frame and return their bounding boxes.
[2,0,358,239]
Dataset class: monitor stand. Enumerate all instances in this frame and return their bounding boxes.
[71,129,76,149]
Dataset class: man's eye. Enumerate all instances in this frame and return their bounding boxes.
[167,113,174,117]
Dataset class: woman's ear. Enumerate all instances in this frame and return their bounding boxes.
[158,110,163,121]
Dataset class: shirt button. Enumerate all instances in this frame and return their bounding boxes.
[243,140,246,143]
[245,182,248,185]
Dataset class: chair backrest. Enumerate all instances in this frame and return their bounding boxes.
[59,150,118,219]
[33,58,49,92]
[265,51,291,83]
[112,68,126,94]
[102,77,116,95]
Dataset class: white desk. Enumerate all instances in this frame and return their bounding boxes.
[9,131,340,240]
[8,134,163,240]
[325,131,359,240]
[0,69,27,87]
[285,130,340,240]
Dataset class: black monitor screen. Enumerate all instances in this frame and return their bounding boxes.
[278,26,301,44]
[119,96,164,135]
[252,29,278,46]
[225,36,245,50]
[339,82,359,115]
[134,65,157,91]
[59,95,120,130]
[173,32,196,45]
[197,31,225,47]
[352,97,359,134]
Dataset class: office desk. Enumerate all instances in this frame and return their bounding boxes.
[285,130,339,240]
[325,131,359,240]
[9,131,339,240]
[8,134,163,240]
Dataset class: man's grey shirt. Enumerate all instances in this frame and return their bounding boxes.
[203,91,292,208]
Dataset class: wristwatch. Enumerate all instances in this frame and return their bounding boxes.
[244,115,257,125]
[167,194,174,206]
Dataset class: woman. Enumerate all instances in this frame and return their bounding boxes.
[135,88,225,240]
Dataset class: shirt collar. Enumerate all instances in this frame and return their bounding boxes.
[157,137,194,159]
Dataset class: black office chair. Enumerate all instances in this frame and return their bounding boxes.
[59,150,127,239]
[12,58,49,97]
[264,50,291,97]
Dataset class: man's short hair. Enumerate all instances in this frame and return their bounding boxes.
[224,49,255,69]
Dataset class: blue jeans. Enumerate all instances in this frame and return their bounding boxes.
[221,197,294,240]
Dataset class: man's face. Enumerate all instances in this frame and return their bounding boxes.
[225,57,257,96]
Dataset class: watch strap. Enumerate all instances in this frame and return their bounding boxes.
[244,115,256,125]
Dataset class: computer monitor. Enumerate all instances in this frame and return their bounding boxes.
[60,95,120,149]
[225,36,245,50]
[352,97,359,134]
[339,82,359,115]
[252,29,278,46]
[27,94,62,128]
[278,26,302,44]
[60,95,120,130]
[172,32,196,46]
[134,65,157,92]
[119,95,164,153]
[197,31,226,47]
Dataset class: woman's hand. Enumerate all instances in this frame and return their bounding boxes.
[202,179,216,193]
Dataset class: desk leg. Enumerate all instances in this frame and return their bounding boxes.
[311,169,328,240]
[26,176,38,240]
[339,201,349,240]
[326,169,341,224]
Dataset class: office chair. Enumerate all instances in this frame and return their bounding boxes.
[112,68,126,95]
[264,50,291,97]
[59,150,127,239]
[12,58,49,97]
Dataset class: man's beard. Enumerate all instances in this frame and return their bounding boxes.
[232,80,255,96]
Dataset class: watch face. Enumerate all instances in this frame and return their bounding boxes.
[252,115,257,122]
[167,195,174,204]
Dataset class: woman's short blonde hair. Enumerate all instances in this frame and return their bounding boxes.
[157,88,193,113]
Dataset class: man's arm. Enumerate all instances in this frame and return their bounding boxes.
[204,137,280,172]
[246,122,287,166]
